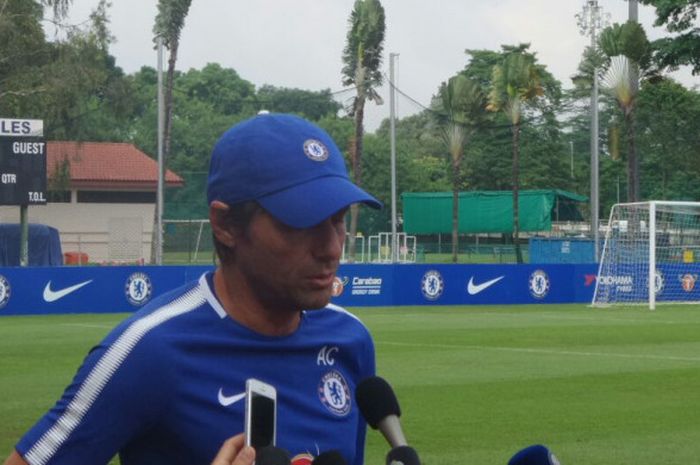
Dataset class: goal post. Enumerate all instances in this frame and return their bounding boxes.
[593,201,700,309]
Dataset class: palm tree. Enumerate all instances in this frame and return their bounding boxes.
[487,52,544,263]
[599,21,650,202]
[40,0,72,19]
[341,0,385,262]
[153,0,192,168]
[152,0,192,263]
[436,75,485,263]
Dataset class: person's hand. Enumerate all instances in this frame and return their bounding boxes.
[211,433,256,465]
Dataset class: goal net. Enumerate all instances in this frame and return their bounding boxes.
[593,201,700,309]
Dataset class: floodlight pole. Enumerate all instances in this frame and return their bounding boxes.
[389,52,399,263]
[577,0,607,262]
[592,60,600,261]
[156,36,164,265]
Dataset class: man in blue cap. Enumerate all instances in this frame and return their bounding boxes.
[6,113,381,465]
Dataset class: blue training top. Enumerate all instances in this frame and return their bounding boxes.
[17,273,376,465]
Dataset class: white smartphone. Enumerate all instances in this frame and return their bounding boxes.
[244,378,277,449]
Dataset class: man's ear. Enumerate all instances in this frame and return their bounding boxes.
[210,201,236,248]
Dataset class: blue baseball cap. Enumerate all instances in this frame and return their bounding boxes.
[207,113,381,228]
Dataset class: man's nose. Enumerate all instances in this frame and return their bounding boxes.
[311,218,344,260]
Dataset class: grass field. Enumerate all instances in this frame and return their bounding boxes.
[2,304,700,464]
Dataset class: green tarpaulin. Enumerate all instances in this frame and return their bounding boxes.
[402,189,587,234]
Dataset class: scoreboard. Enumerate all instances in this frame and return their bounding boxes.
[0,118,47,205]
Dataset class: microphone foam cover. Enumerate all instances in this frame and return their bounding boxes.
[312,450,347,465]
[386,445,420,465]
[257,446,291,465]
[355,376,402,428]
[508,444,559,465]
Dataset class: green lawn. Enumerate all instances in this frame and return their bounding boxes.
[2,304,700,464]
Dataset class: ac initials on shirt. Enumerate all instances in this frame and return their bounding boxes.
[317,345,338,366]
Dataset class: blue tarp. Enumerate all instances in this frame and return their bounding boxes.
[0,224,63,266]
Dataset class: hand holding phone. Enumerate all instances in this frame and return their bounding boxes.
[244,379,277,449]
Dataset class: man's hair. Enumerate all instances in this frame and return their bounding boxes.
[212,201,261,265]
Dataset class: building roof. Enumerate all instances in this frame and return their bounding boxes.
[48,141,185,190]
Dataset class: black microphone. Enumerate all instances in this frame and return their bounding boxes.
[508,445,560,465]
[355,376,407,447]
[256,446,291,465]
[385,445,421,465]
[355,376,420,465]
[312,450,347,465]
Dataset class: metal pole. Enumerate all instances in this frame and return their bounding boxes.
[649,201,656,310]
[578,0,606,262]
[592,61,600,261]
[19,205,28,266]
[389,53,398,263]
[628,0,640,201]
[156,37,164,265]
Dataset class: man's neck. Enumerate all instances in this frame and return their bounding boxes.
[213,267,301,337]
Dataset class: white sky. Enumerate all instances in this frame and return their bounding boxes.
[59,0,697,131]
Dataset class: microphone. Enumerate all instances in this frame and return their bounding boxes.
[355,376,420,465]
[312,450,347,465]
[256,446,291,465]
[355,376,407,447]
[508,445,560,465]
[385,445,420,465]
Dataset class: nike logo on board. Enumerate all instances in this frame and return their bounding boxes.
[467,276,505,295]
[43,280,93,302]
[218,388,246,407]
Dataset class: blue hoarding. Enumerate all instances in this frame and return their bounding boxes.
[330,264,599,307]
[0,264,601,316]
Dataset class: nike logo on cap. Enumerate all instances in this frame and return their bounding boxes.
[467,276,504,295]
[43,280,93,302]
[218,388,246,407]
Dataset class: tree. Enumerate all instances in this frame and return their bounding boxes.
[599,21,651,202]
[341,0,385,261]
[256,85,341,121]
[635,78,700,200]
[0,1,46,103]
[0,0,132,141]
[152,0,192,262]
[435,75,485,262]
[153,0,192,177]
[639,0,700,74]
[487,50,544,263]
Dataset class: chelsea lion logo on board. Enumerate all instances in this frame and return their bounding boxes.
[303,139,329,162]
[125,272,152,306]
[529,269,550,299]
[318,370,351,416]
[0,275,11,309]
[653,269,664,295]
[421,270,444,300]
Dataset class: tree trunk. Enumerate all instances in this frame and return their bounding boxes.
[625,107,639,202]
[347,98,365,262]
[512,123,523,264]
[451,155,460,263]
[163,39,178,169]
[151,40,179,264]
[151,38,179,264]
